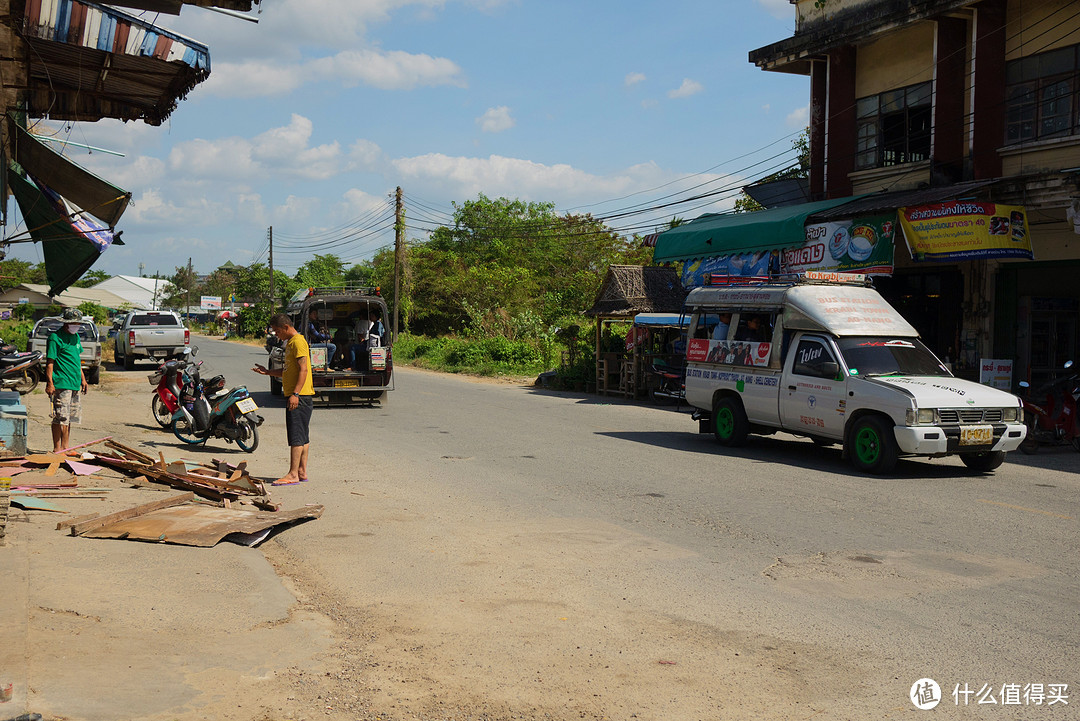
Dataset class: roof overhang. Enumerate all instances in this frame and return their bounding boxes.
[17,1,211,126]
[749,0,973,73]
[102,0,258,15]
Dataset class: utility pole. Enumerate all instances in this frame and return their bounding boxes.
[393,186,404,338]
[186,257,193,321]
[268,226,274,308]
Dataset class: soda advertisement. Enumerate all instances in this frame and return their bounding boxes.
[899,202,1034,261]
[788,215,896,275]
[687,338,772,367]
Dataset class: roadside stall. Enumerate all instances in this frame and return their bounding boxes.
[628,313,690,403]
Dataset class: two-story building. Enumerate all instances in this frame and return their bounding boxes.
[749,0,1080,387]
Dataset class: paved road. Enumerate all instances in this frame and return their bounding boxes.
[189,336,1079,719]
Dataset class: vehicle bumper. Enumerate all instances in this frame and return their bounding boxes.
[893,423,1027,454]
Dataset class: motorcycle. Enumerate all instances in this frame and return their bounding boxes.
[171,356,263,452]
[1018,360,1080,454]
[0,340,43,394]
[645,360,685,406]
[150,347,198,427]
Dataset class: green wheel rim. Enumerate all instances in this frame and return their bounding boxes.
[855,426,881,465]
[716,407,734,439]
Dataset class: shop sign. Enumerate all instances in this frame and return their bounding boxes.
[200,295,222,310]
[899,202,1034,262]
[790,215,896,275]
[979,359,1013,390]
[687,338,772,367]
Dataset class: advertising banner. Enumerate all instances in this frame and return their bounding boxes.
[200,295,222,310]
[681,251,779,288]
[687,337,772,367]
[788,215,896,275]
[899,202,1034,261]
[979,358,1014,390]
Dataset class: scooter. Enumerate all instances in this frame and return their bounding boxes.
[149,347,198,427]
[0,340,43,394]
[1018,360,1080,454]
[645,360,685,406]
[171,360,263,452]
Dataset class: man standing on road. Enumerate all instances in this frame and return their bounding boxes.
[45,307,88,453]
[252,314,314,485]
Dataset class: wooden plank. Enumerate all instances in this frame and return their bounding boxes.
[70,492,194,536]
[57,512,101,530]
[103,441,154,464]
[80,503,324,547]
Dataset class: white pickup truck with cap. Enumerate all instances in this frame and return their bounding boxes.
[684,272,1026,474]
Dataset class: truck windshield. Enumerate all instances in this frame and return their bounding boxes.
[835,337,950,377]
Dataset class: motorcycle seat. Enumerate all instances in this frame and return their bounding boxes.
[0,352,35,367]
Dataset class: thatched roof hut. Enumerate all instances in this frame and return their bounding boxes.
[584,265,687,318]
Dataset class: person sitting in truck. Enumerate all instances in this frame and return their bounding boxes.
[306,309,336,369]
[711,313,732,340]
[735,314,768,343]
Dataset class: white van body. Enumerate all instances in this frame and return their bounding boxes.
[684,274,1026,474]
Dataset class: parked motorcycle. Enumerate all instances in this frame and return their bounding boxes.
[0,340,43,394]
[171,355,263,451]
[645,360,685,406]
[150,347,198,427]
[1018,360,1080,454]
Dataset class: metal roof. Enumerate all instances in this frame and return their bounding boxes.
[805,180,999,222]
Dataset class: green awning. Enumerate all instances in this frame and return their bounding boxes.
[652,196,862,263]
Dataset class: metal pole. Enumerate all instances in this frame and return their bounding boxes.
[268,226,274,308]
[393,187,403,338]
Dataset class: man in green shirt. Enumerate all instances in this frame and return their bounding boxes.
[45,308,88,452]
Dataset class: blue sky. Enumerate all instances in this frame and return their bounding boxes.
[7,0,810,278]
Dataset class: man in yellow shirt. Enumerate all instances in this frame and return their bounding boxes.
[253,314,315,485]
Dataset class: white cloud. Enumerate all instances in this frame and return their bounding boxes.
[786,104,810,128]
[625,72,646,87]
[762,103,771,113]
[641,98,658,109]
[668,79,703,99]
[756,0,792,21]
[477,106,515,133]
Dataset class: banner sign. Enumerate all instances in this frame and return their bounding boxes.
[979,358,1014,390]
[687,338,772,367]
[790,215,896,275]
[681,251,778,288]
[200,295,222,310]
[899,202,1034,261]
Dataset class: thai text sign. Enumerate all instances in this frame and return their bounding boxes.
[791,215,896,275]
[687,338,772,367]
[980,359,1014,390]
[900,202,1034,261]
[200,295,222,310]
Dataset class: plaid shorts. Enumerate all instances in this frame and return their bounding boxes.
[51,389,82,425]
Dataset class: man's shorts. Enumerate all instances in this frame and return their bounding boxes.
[285,396,313,447]
[51,389,82,425]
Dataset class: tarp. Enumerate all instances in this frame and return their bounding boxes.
[8,170,117,296]
[633,313,689,328]
[652,196,861,263]
[9,117,131,227]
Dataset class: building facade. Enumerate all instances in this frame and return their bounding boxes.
[751,0,1080,387]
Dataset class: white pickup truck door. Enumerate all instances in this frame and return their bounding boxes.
[780,336,848,439]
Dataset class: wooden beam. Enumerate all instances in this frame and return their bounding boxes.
[70,492,193,536]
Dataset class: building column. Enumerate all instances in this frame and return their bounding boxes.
[972,0,1006,179]
[810,58,827,200]
[826,45,856,199]
[933,16,967,182]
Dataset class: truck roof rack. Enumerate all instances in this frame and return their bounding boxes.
[703,271,872,288]
[288,285,383,304]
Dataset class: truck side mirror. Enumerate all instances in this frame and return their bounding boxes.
[821,361,840,380]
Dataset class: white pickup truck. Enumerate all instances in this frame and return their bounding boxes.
[113,310,190,370]
[684,272,1027,474]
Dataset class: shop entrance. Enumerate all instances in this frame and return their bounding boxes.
[874,269,963,361]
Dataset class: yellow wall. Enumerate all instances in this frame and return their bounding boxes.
[1001,139,1080,176]
[1006,0,1080,59]
[855,22,935,98]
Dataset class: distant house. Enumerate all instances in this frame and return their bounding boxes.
[0,283,130,319]
[90,275,174,310]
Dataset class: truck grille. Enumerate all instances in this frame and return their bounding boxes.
[939,409,1003,424]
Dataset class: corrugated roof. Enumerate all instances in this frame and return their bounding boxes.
[805,180,999,222]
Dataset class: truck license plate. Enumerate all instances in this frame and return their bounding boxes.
[334,379,360,389]
[960,425,993,445]
[235,398,258,413]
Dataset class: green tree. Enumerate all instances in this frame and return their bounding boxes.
[164,265,197,309]
[72,269,110,288]
[77,302,108,324]
[235,263,296,309]
[294,254,347,290]
[0,259,47,289]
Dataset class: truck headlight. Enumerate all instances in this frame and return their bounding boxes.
[1002,407,1019,423]
[906,408,936,425]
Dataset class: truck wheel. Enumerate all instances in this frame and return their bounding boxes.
[114,348,124,365]
[270,377,282,396]
[847,416,898,474]
[123,353,135,371]
[86,366,101,385]
[960,451,1006,473]
[713,396,749,447]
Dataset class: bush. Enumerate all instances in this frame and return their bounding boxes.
[0,320,34,352]
[11,304,34,321]
[391,333,546,376]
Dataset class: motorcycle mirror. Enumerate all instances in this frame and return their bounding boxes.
[189,346,199,357]
[1019,381,1029,388]
[1065,360,1074,370]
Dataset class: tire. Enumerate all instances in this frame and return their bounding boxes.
[712,396,749,447]
[270,377,282,396]
[13,366,40,395]
[152,395,173,427]
[86,366,101,385]
[172,416,205,445]
[960,451,1006,473]
[847,415,899,474]
[114,348,123,365]
[235,416,259,453]
[123,353,135,371]
[1019,417,1039,455]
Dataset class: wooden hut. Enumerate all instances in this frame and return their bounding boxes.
[583,265,687,396]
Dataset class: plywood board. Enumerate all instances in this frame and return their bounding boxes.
[79,504,324,547]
